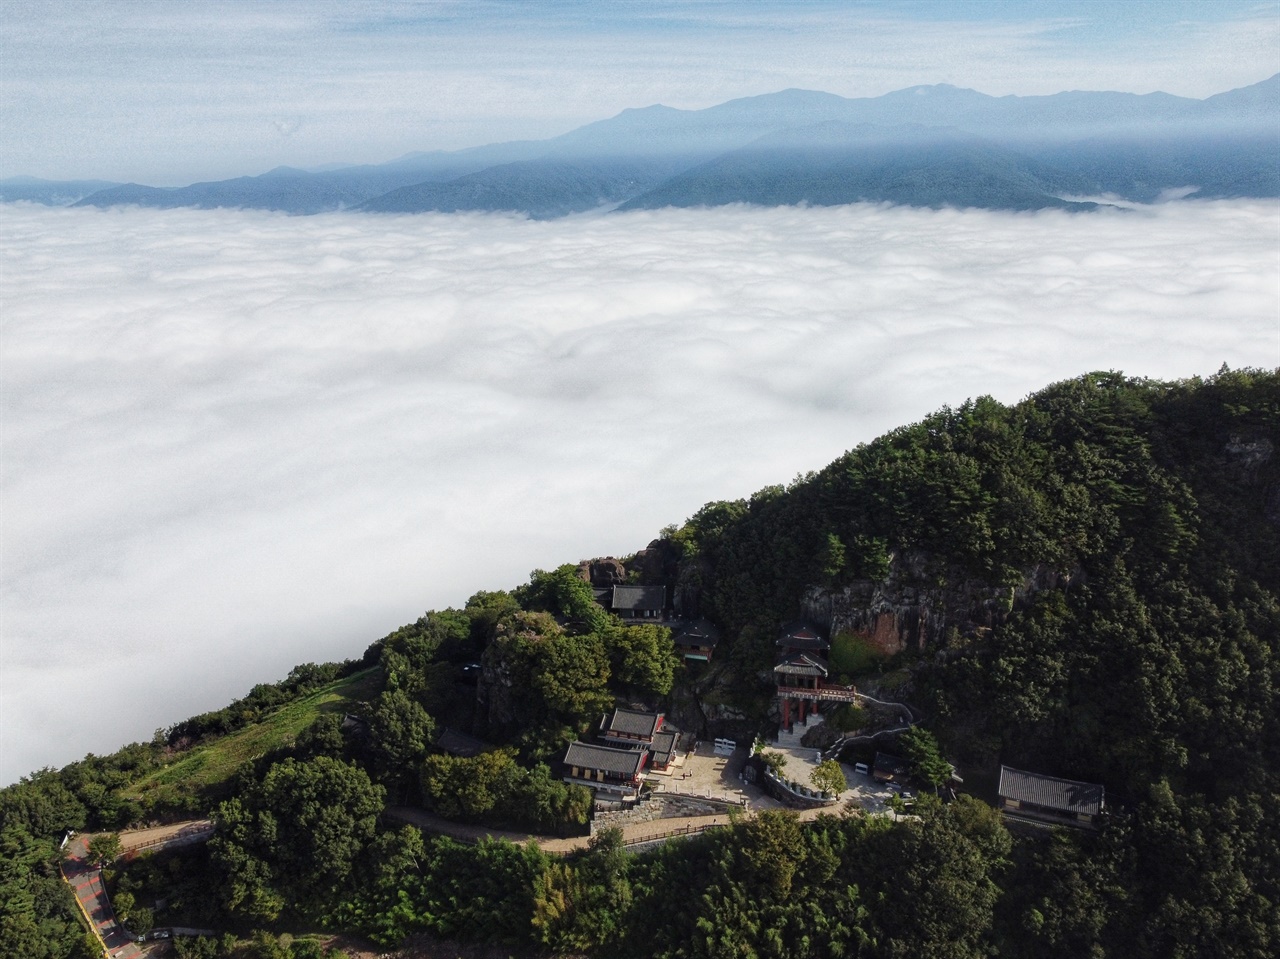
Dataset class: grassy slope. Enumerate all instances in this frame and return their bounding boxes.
[124,668,382,810]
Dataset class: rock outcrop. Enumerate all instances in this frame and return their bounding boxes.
[576,557,628,586]
[801,549,1078,655]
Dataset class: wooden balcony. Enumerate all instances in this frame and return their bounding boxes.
[776,684,860,703]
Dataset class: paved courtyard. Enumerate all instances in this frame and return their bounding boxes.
[642,733,907,817]
[646,739,753,805]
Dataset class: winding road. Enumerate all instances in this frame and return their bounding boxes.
[62,821,214,958]
[62,834,143,959]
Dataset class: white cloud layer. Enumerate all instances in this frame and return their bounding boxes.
[2,200,1277,784]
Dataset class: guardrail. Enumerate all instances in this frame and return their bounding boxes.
[59,862,110,959]
[776,684,862,702]
[123,822,215,857]
[622,820,723,847]
[649,787,748,808]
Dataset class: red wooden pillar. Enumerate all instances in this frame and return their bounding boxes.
[798,698,808,723]
[782,697,792,731]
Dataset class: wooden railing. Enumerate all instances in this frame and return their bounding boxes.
[122,822,215,858]
[621,820,723,847]
[776,684,860,702]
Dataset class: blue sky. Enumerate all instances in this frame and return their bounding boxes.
[2,0,1277,183]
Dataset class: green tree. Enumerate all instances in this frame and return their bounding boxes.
[827,703,868,732]
[246,930,291,959]
[364,688,436,794]
[811,760,847,796]
[818,531,847,584]
[516,565,610,632]
[738,809,805,897]
[532,828,632,952]
[602,622,679,697]
[211,756,385,920]
[419,750,514,822]
[531,630,613,731]
[900,727,953,793]
[111,889,135,922]
[86,832,122,867]
[127,905,154,936]
[862,796,1012,959]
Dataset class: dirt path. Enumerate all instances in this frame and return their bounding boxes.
[388,801,851,856]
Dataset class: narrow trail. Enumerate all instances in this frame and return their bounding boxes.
[386,801,847,856]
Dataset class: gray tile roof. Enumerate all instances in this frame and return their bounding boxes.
[564,741,647,776]
[604,707,663,738]
[774,652,830,677]
[611,584,666,611]
[670,619,721,648]
[434,727,489,758]
[778,623,829,651]
[998,766,1105,816]
[650,729,679,767]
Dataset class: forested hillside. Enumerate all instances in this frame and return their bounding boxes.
[664,368,1280,957]
[2,368,1276,959]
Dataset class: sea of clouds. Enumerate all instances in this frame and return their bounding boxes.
[2,199,1277,785]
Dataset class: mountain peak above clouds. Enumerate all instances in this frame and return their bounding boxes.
[37,73,1280,216]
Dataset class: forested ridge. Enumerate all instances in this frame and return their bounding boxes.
[3,369,1277,959]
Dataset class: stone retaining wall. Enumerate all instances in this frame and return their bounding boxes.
[591,793,744,834]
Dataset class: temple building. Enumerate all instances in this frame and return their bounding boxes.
[773,623,858,731]
[669,619,721,662]
[562,741,649,800]
[610,584,667,620]
[998,765,1105,828]
[601,707,664,746]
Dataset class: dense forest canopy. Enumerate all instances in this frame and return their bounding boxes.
[3,369,1276,959]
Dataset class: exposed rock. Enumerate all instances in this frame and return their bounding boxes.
[632,538,683,585]
[475,612,557,737]
[576,557,628,586]
[1224,434,1274,471]
[474,645,518,738]
[800,722,842,750]
[801,548,1077,654]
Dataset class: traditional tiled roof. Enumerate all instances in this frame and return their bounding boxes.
[774,652,830,678]
[778,623,829,652]
[564,741,647,777]
[434,727,488,758]
[998,766,1105,817]
[873,752,911,780]
[604,707,663,739]
[650,729,679,767]
[670,619,721,649]
[611,585,666,612]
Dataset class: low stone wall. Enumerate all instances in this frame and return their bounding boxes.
[761,767,838,809]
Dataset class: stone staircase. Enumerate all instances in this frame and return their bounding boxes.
[774,713,825,750]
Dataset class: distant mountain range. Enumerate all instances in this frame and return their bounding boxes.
[4,75,1277,216]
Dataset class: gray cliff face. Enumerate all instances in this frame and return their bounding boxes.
[801,549,1078,655]
[475,642,519,737]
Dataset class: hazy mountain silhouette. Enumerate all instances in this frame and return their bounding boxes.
[28,73,1277,216]
[0,176,122,205]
